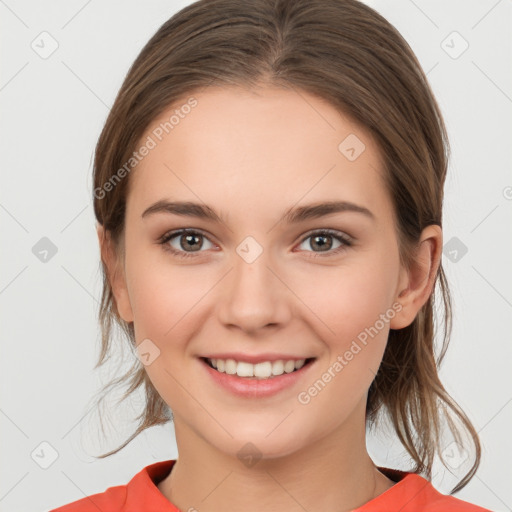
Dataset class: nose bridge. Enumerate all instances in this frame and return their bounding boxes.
[217,236,290,331]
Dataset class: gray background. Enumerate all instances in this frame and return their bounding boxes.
[1,1,511,511]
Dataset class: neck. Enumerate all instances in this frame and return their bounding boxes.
[157,399,395,512]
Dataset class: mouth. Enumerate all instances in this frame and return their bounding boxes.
[200,356,316,380]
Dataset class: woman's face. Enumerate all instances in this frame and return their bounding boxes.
[103,85,432,461]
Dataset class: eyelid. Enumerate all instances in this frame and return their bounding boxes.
[158,227,353,258]
[298,228,353,244]
[295,228,353,255]
[159,228,217,247]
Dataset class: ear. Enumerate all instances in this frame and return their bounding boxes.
[390,225,442,330]
[96,223,134,323]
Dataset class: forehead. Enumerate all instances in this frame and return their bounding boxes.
[126,86,392,225]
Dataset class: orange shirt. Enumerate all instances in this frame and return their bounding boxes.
[49,459,492,511]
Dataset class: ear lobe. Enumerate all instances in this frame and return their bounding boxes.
[96,224,134,323]
[390,225,442,330]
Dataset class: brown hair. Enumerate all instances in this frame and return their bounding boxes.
[91,0,481,493]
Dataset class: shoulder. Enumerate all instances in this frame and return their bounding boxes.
[420,493,493,511]
[49,460,176,512]
[408,474,492,511]
[419,488,493,512]
[49,485,126,512]
[368,468,493,512]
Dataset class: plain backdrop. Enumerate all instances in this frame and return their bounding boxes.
[1,1,511,511]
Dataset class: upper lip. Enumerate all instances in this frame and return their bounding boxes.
[200,353,315,364]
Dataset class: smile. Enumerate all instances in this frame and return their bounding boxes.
[203,357,315,379]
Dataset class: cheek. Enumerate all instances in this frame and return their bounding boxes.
[124,255,210,406]
[293,264,394,422]
[290,257,396,346]
[125,245,213,341]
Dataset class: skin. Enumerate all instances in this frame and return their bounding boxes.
[98,85,442,512]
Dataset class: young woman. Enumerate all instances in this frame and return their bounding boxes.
[51,0,492,510]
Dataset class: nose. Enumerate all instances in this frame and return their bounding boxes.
[217,247,292,334]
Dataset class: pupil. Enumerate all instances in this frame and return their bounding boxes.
[312,234,331,251]
[183,234,201,251]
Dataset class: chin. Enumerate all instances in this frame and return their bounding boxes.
[208,428,308,464]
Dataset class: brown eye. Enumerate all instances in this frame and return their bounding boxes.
[297,230,352,256]
[159,229,215,258]
[309,234,334,251]
[177,232,203,252]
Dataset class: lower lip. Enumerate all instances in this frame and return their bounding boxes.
[200,358,316,398]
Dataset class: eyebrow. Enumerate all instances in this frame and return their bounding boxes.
[141,199,375,224]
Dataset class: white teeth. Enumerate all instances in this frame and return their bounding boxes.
[237,361,254,377]
[284,360,296,373]
[271,360,284,375]
[207,357,308,379]
[225,359,237,375]
[296,359,306,370]
[254,361,272,378]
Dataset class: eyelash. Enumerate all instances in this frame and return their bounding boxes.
[158,228,353,260]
